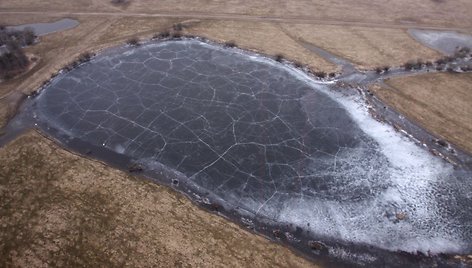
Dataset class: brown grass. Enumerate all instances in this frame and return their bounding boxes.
[0,131,318,267]
[282,24,442,70]
[186,20,337,72]
[0,92,25,131]
[1,0,471,28]
[372,73,472,153]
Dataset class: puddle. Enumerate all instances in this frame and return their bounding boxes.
[408,29,472,55]
[2,39,471,267]
[7,18,79,36]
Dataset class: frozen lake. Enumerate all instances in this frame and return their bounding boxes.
[31,39,472,266]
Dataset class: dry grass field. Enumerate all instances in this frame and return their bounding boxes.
[186,20,336,72]
[282,24,442,70]
[1,0,472,28]
[0,131,318,267]
[0,92,24,133]
[372,73,472,153]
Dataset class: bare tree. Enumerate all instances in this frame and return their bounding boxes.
[0,28,31,79]
[403,61,415,71]
[173,23,183,32]
[224,41,236,48]
[126,37,140,46]
[153,31,170,39]
[22,27,36,46]
[314,71,327,78]
[274,54,284,62]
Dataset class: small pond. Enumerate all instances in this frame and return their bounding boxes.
[408,29,472,55]
[7,18,79,36]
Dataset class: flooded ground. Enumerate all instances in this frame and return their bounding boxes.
[7,18,79,36]
[408,29,472,55]
[3,39,470,267]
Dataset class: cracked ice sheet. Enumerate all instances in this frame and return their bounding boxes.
[35,39,472,254]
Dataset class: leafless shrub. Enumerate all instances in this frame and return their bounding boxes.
[308,241,327,251]
[460,65,471,72]
[274,54,284,62]
[1,26,36,47]
[0,39,29,79]
[293,61,303,68]
[22,27,36,46]
[454,46,471,58]
[444,56,454,62]
[153,31,170,39]
[435,58,446,65]
[182,34,196,38]
[436,139,447,147]
[314,71,327,78]
[403,61,415,71]
[126,37,139,46]
[414,59,424,70]
[224,40,236,48]
[78,52,93,63]
[127,162,143,173]
[403,59,424,71]
[171,32,182,39]
[173,23,183,32]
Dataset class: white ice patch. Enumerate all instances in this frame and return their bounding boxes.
[329,247,377,265]
[114,144,125,154]
[69,76,82,83]
[271,83,465,253]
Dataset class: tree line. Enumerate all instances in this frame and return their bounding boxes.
[0,26,36,80]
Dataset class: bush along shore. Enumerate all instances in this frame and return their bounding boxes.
[372,46,472,75]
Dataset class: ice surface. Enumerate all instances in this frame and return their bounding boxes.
[7,18,79,36]
[408,29,472,55]
[35,40,472,254]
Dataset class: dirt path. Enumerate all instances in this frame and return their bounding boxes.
[0,10,468,31]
